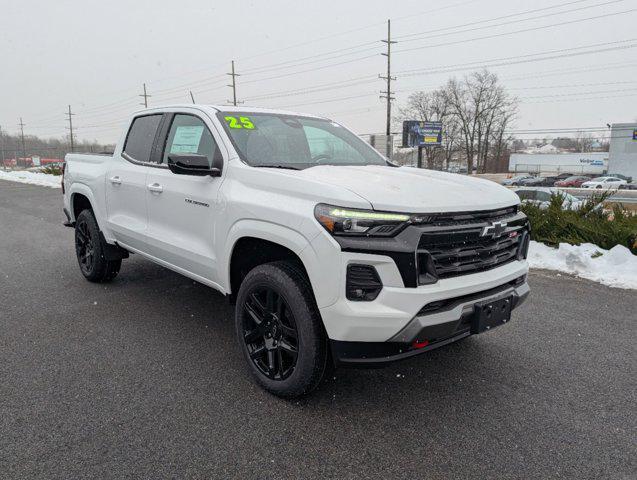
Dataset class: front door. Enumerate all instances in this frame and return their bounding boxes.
[145,113,226,283]
[105,114,163,250]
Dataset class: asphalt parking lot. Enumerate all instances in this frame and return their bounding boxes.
[1,182,635,479]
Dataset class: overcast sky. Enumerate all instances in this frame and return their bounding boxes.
[1,0,635,144]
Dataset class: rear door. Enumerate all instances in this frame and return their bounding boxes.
[105,114,162,250]
[145,112,227,284]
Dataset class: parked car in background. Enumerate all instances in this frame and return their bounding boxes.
[618,182,637,190]
[606,173,633,183]
[581,177,627,189]
[554,175,592,188]
[513,187,583,210]
[519,176,559,187]
[553,173,574,181]
[502,175,534,186]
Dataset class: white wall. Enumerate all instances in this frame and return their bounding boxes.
[509,153,608,174]
[608,123,637,179]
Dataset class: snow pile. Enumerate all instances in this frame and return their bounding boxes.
[0,170,61,188]
[528,240,637,289]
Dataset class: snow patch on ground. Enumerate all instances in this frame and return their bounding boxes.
[528,240,637,290]
[0,170,61,188]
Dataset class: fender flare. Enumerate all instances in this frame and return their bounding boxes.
[222,219,328,305]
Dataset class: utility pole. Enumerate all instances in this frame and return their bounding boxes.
[0,125,6,170]
[18,118,26,166]
[65,105,75,152]
[227,60,241,106]
[139,83,151,108]
[189,90,196,104]
[379,19,397,159]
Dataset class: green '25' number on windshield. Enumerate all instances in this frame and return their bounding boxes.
[224,116,255,129]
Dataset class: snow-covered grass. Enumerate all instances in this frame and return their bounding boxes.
[528,240,637,290]
[0,170,61,188]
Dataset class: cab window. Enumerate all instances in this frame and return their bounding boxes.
[162,114,222,167]
[123,114,163,162]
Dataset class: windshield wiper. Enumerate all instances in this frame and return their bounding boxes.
[254,164,301,170]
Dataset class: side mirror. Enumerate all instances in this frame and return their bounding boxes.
[167,154,221,177]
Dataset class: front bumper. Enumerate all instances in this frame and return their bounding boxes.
[331,277,529,366]
[318,256,529,342]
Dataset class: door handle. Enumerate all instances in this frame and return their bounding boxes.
[109,176,122,185]
[147,183,163,193]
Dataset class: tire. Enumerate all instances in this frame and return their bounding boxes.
[235,261,328,398]
[75,209,122,283]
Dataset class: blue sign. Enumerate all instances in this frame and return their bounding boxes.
[633,129,637,141]
[402,120,443,147]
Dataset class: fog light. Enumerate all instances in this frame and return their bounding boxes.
[346,264,382,301]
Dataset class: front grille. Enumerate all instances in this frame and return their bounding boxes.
[418,213,525,280]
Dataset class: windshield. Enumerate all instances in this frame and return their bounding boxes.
[217,112,387,169]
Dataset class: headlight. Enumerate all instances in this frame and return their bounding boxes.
[314,203,413,237]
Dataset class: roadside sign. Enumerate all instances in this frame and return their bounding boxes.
[633,129,637,141]
[402,120,442,147]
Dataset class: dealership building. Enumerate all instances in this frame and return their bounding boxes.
[508,152,608,175]
[509,122,637,178]
[607,122,637,179]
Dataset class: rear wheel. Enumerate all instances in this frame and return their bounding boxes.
[75,209,121,283]
[235,261,328,397]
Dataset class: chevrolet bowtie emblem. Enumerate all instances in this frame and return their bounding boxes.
[480,221,507,238]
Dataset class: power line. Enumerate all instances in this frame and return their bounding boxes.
[396,0,628,44]
[393,7,637,56]
[396,38,637,77]
[521,87,637,100]
[523,92,637,104]
[8,0,598,129]
[280,92,377,109]
[199,0,620,83]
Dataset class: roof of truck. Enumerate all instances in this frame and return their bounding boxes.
[132,104,328,120]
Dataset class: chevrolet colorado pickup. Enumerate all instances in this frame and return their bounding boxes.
[62,105,530,397]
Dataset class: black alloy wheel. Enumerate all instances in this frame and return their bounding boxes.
[242,287,299,380]
[74,209,122,283]
[75,217,95,276]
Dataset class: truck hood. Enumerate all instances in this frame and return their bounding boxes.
[296,165,519,212]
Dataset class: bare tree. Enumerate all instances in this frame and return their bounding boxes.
[397,69,518,173]
[576,131,595,152]
[443,70,517,173]
[397,89,461,169]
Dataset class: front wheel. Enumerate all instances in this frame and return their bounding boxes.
[75,209,121,282]
[235,261,328,397]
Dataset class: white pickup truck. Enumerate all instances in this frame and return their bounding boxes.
[62,105,530,397]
